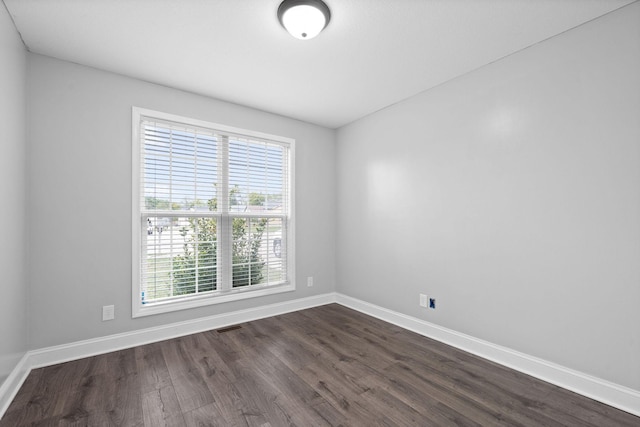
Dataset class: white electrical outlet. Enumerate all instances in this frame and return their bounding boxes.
[307,276,314,287]
[419,294,428,307]
[102,305,115,321]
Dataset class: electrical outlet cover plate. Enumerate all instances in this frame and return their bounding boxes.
[419,294,428,307]
[102,305,115,321]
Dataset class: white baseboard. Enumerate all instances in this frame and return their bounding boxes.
[0,292,336,419]
[2,291,639,420]
[335,293,640,418]
[0,353,30,419]
[27,293,337,369]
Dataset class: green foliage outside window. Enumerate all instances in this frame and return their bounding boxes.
[171,197,267,296]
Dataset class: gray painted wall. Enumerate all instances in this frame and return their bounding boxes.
[26,54,336,349]
[336,3,640,390]
[0,5,28,384]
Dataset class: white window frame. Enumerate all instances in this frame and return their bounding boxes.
[132,107,295,318]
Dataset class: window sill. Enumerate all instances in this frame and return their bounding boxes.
[132,282,295,318]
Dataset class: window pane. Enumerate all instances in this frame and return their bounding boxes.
[143,216,217,303]
[230,217,286,288]
[142,123,218,212]
[229,138,286,214]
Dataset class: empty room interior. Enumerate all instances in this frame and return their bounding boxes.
[1,0,639,425]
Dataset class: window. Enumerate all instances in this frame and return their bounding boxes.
[132,108,295,317]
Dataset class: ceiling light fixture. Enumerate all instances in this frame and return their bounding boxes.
[277,0,331,40]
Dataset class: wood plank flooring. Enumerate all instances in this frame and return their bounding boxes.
[1,304,638,426]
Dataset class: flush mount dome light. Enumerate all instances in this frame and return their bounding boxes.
[278,0,331,40]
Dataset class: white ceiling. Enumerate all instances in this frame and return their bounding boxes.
[4,0,635,129]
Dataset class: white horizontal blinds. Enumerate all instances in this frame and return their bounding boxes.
[142,120,218,213]
[228,137,287,214]
[227,137,288,288]
[143,216,217,303]
[262,217,286,284]
[139,114,290,306]
[228,217,287,288]
[140,119,219,304]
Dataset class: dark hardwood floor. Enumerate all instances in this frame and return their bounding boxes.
[1,304,638,426]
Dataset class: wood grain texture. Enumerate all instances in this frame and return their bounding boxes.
[1,304,638,426]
